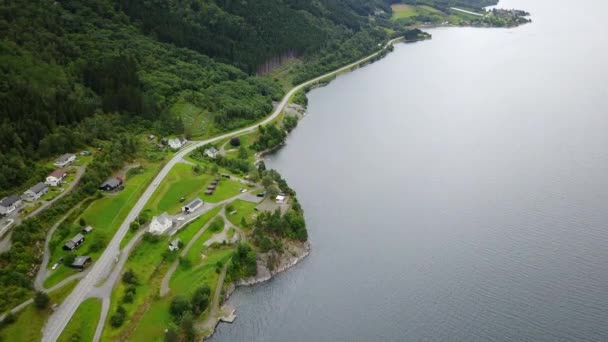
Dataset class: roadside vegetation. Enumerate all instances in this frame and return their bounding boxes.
[58,298,102,342]
[0,281,77,341]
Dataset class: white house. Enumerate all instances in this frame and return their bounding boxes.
[168,138,186,150]
[0,195,21,215]
[204,147,219,158]
[46,169,67,186]
[23,182,49,201]
[276,194,286,204]
[149,212,174,234]
[182,198,203,213]
[54,153,76,167]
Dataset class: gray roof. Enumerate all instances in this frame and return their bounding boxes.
[153,212,172,226]
[70,233,85,243]
[0,195,21,207]
[83,226,94,232]
[101,178,121,188]
[28,182,48,194]
[184,198,203,209]
[56,153,75,163]
[169,238,181,247]
[72,256,91,266]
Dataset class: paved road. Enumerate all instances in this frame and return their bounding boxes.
[450,7,484,17]
[42,37,404,342]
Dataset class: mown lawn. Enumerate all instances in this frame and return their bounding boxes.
[391,4,417,19]
[102,207,221,340]
[44,163,160,288]
[130,248,233,341]
[0,280,77,341]
[226,199,258,229]
[183,223,221,263]
[146,163,243,215]
[102,236,170,341]
[58,298,101,342]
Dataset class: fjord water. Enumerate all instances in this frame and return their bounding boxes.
[213,0,608,340]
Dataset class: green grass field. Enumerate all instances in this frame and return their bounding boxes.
[44,163,160,288]
[58,298,101,342]
[170,100,222,140]
[391,4,418,19]
[129,248,233,341]
[145,163,243,215]
[102,207,222,340]
[226,199,258,228]
[102,236,170,341]
[0,280,77,341]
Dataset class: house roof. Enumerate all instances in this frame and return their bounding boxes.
[70,233,84,243]
[101,177,122,188]
[184,198,203,209]
[152,212,172,226]
[49,169,66,178]
[0,195,20,207]
[83,226,94,232]
[56,153,75,163]
[205,147,218,154]
[169,238,181,247]
[28,182,48,194]
[72,256,91,267]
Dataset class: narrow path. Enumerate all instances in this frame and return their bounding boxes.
[34,196,94,291]
[160,208,222,297]
[450,7,484,17]
[42,37,405,342]
[197,263,229,333]
[92,296,110,342]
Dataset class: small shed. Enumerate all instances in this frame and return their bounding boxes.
[63,233,85,251]
[70,256,92,270]
[99,177,123,191]
[168,238,181,252]
[182,198,203,213]
[82,226,94,234]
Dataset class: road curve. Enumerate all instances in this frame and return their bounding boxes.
[42,37,404,341]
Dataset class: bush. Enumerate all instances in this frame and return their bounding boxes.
[122,269,138,285]
[2,312,16,325]
[110,306,126,327]
[190,285,211,316]
[169,295,191,320]
[230,137,241,147]
[34,291,50,310]
[130,221,140,231]
[143,232,162,243]
[79,218,86,227]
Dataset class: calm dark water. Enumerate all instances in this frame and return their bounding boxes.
[212,0,608,341]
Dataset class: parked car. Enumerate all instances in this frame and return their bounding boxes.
[257,191,266,198]
[52,263,59,270]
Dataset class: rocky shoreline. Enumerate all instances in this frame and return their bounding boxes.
[202,240,311,339]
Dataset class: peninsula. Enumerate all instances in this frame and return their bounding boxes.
[0,1,530,341]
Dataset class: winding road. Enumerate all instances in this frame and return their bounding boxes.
[42,37,405,342]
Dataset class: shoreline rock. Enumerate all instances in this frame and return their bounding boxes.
[202,240,311,340]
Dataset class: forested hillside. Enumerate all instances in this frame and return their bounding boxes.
[0,0,394,194]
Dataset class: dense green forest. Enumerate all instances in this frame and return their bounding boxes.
[0,0,399,195]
